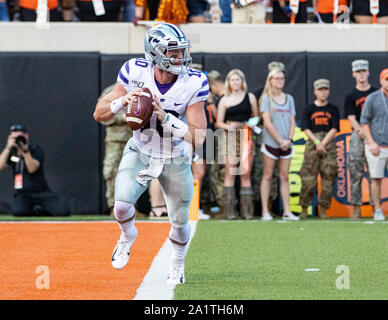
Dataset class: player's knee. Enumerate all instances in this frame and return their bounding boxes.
[169,204,190,228]
[113,200,135,221]
[170,223,191,243]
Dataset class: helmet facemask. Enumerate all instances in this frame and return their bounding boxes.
[158,44,192,75]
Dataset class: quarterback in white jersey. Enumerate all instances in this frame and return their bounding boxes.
[117,57,209,159]
[94,23,208,285]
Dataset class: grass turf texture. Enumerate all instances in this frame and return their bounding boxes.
[175,219,388,300]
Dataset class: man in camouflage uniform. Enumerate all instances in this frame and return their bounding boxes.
[299,79,340,219]
[344,60,376,219]
[251,61,284,216]
[199,70,226,215]
[99,84,132,215]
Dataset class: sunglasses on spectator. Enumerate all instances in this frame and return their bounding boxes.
[9,125,27,132]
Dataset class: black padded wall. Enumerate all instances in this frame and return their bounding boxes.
[0,52,100,214]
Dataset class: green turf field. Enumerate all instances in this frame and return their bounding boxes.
[176,219,388,300]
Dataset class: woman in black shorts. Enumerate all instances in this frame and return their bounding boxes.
[216,69,258,220]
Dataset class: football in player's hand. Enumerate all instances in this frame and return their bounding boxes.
[125,88,154,130]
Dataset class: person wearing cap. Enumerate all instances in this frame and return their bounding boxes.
[0,125,69,217]
[344,60,377,219]
[359,68,388,221]
[299,79,340,219]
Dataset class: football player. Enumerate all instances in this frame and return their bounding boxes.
[94,23,208,284]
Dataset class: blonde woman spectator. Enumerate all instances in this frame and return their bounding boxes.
[259,68,299,221]
[216,69,258,220]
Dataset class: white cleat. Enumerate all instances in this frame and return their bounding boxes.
[282,212,300,221]
[111,228,138,270]
[167,263,185,285]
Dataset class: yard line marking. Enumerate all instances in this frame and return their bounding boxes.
[134,220,198,300]
[305,268,320,272]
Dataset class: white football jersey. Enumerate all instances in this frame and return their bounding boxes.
[117,58,209,158]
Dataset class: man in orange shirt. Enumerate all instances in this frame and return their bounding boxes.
[313,0,348,23]
[272,0,307,23]
[18,0,61,21]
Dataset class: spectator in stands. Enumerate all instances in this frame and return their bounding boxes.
[219,0,231,22]
[62,0,76,21]
[259,67,298,221]
[312,0,348,23]
[344,59,376,219]
[352,0,388,24]
[360,68,388,221]
[216,69,258,220]
[187,0,210,22]
[206,70,226,214]
[272,0,307,23]
[75,0,123,21]
[122,0,136,21]
[0,125,69,217]
[208,70,225,106]
[232,0,266,24]
[19,0,62,21]
[299,79,339,219]
[0,0,10,21]
[134,0,189,24]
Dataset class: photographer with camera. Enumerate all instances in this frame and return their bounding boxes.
[0,125,69,217]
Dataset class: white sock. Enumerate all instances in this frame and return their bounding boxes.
[113,201,137,242]
[169,224,191,265]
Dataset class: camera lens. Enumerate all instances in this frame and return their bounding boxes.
[15,136,27,146]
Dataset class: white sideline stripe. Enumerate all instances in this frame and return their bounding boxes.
[134,220,198,300]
